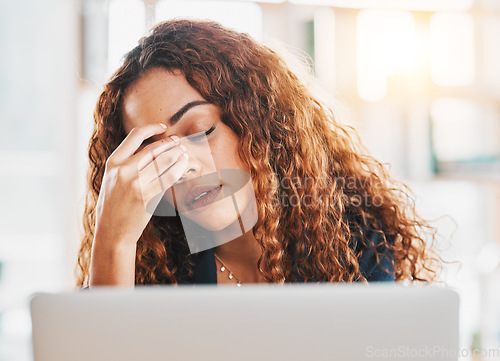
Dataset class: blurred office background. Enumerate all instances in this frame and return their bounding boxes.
[1,0,499,360]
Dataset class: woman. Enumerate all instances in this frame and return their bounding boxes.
[76,19,441,287]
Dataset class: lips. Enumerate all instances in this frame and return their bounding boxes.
[184,184,222,210]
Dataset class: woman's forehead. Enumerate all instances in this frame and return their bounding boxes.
[121,68,207,131]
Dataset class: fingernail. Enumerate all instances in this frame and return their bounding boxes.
[180,144,187,152]
[183,152,189,159]
[170,135,180,144]
[159,123,167,129]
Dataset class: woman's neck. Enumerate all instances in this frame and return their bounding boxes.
[213,230,265,283]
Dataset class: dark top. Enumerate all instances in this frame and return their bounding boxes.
[181,228,395,284]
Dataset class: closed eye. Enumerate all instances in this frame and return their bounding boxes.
[186,125,216,142]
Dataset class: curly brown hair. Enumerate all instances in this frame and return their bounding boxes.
[76,19,442,287]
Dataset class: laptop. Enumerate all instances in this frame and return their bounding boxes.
[30,283,459,361]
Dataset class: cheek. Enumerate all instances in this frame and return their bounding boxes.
[211,133,246,170]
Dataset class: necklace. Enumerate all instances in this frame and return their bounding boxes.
[214,253,242,287]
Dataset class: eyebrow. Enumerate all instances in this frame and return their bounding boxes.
[168,100,210,126]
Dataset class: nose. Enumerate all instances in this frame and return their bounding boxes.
[162,132,203,184]
[176,152,202,183]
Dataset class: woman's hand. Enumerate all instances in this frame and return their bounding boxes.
[89,123,189,286]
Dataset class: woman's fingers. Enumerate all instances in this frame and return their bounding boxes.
[108,123,169,165]
[140,151,189,202]
[139,145,187,183]
[134,136,182,171]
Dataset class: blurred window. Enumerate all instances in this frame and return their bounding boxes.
[430,12,474,87]
[155,0,262,41]
[108,0,146,77]
[357,9,416,102]
[431,97,500,163]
